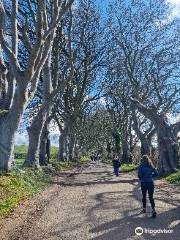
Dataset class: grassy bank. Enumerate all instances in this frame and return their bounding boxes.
[121,163,138,172]
[0,156,90,218]
[0,169,50,218]
[164,170,180,185]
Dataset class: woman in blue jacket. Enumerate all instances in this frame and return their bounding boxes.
[112,154,121,176]
[138,155,158,218]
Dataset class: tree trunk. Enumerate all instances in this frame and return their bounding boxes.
[25,56,52,167]
[0,120,15,171]
[74,138,80,161]
[157,131,178,175]
[24,106,48,167]
[39,123,51,166]
[112,130,121,154]
[140,138,151,156]
[106,141,112,159]
[68,133,75,161]
[130,98,178,174]
[131,107,152,156]
[58,129,67,161]
[121,140,130,163]
[0,84,27,171]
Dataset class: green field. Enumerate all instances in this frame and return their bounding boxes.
[14,145,59,155]
[14,145,59,167]
[14,145,28,153]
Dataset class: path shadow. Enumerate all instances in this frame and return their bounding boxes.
[78,171,112,175]
[51,166,179,240]
[88,177,180,240]
[90,206,180,240]
[51,178,138,187]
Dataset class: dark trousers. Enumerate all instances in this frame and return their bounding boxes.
[113,166,119,176]
[141,182,155,209]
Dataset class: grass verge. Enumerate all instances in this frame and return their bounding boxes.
[121,163,138,172]
[0,168,50,218]
[0,156,90,218]
[164,170,180,185]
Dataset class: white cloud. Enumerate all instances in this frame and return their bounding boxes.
[99,97,106,106]
[167,0,180,5]
[15,132,28,145]
[166,0,180,18]
[50,133,60,147]
[15,130,60,146]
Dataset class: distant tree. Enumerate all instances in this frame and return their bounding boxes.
[54,0,105,160]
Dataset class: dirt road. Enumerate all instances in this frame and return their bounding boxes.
[0,163,180,240]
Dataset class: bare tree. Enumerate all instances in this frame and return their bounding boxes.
[0,0,74,171]
[53,0,105,160]
[105,0,180,173]
[131,97,179,174]
[131,108,156,156]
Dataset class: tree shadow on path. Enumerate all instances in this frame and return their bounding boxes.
[88,173,180,240]
[90,206,180,240]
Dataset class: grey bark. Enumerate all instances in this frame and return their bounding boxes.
[130,98,178,174]
[24,107,47,167]
[68,134,75,161]
[58,128,68,161]
[0,0,74,171]
[131,107,152,156]
[39,122,51,166]
[121,139,130,163]
[0,83,27,171]
[25,56,52,167]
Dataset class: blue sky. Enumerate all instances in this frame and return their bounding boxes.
[95,0,180,15]
[166,0,180,18]
[96,0,109,10]
[94,0,180,24]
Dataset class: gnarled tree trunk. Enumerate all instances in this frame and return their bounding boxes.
[39,122,51,166]
[25,55,53,167]
[140,138,151,156]
[0,0,74,171]
[121,139,130,163]
[131,107,153,156]
[58,128,68,161]
[24,108,47,167]
[157,125,178,174]
[0,84,28,171]
[131,98,178,174]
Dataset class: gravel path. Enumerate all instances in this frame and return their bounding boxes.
[0,163,180,240]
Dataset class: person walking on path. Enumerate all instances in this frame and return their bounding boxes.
[90,152,94,162]
[138,155,158,218]
[112,153,121,176]
[96,152,101,165]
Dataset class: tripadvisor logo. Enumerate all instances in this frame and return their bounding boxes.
[135,227,174,236]
[135,227,143,236]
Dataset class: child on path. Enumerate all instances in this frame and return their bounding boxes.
[138,155,158,218]
[112,154,121,176]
